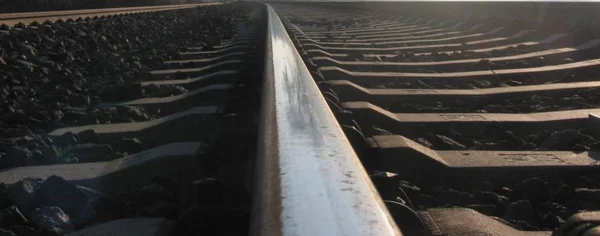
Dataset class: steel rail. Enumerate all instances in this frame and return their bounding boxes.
[250,4,401,236]
[0,3,214,26]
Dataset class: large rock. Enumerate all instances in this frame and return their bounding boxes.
[30,207,73,235]
[398,181,421,204]
[36,175,90,219]
[0,184,11,210]
[149,176,179,198]
[434,135,466,149]
[515,177,551,202]
[7,178,43,212]
[62,110,88,123]
[53,132,79,147]
[145,84,188,97]
[31,150,56,165]
[76,129,100,144]
[475,181,495,192]
[476,191,509,207]
[539,129,580,150]
[4,147,33,167]
[504,200,536,225]
[114,138,147,155]
[134,184,176,208]
[116,106,149,122]
[369,172,400,201]
[64,144,114,162]
[73,194,117,227]
[430,186,475,205]
[574,188,600,203]
[99,83,145,102]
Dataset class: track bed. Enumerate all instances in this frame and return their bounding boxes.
[3,2,600,236]
[0,3,263,235]
[274,2,600,235]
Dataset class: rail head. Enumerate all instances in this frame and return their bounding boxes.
[251,4,401,236]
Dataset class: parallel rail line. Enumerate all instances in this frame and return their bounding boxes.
[0,3,213,26]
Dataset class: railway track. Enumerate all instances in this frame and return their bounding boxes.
[1,1,600,236]
[272,2,600,236]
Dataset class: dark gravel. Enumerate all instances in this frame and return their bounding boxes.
[373,124,600,151]
[0,3,254,169]
[293,17,600,63]
[342,42,592,64]
[371,171,600,231]
[0,174,251,235]
[1,0,193,14]
[387,87,600,113]
[0,2,264,235]
[347,49,600,73]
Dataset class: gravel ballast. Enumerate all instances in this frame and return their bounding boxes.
[0,2,263,235]
[0,3,250,169]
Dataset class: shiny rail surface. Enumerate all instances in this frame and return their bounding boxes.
[251,4,401,236]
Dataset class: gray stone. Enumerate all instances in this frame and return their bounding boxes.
[76,129,100,143]
[0,109,40,125]
[135,184,175,207]
[114,138,146,155]
[476,181,495,192]
[64,144,113,162]
[435,135,466,149]
[36,175,90,219]
[476,191,509,207]
[515,177,551,202]
[62,110,87,123]
[7,178,43,211]
[504,200,535,224]
[54,132,78,147]
[31,150,55,165]
[431,186,475,205]
[416,137,433,148]
[574,188,600,203]
[116,106,150,122]
[30,207,73,233]
[539,129,580,150]
[99,83,145,102]
[398,181,421,201]
[4,147,33,167]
